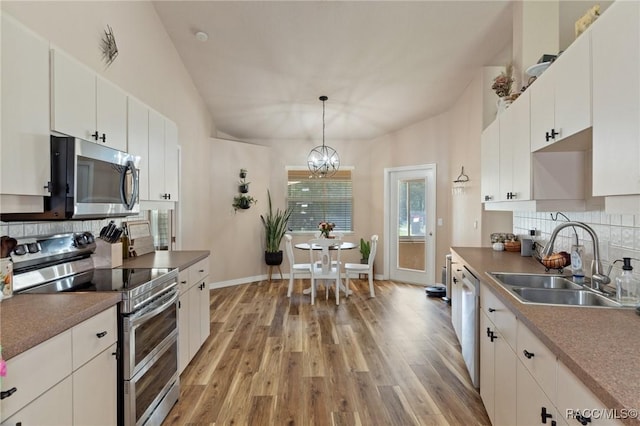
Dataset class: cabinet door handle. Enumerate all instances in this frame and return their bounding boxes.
[486,327,493,337]
[484,195,493,201]
[180,280,187,284]
[0,387,17,400]
[91,131,99,140]
[488,308,496,313]
[545,128,559,142]
[541,406,553,423]
[523,349,535,359]
[489,331,497,342]
[198,269,205,273]
[96,331,108,338]
[99,133,106,143]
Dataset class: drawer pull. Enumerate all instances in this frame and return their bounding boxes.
[180,280,187,284]
[0,387,17,400]
[488,308,496,313]
[96,331,108,338]
[198,269,205,273]
[523,349,535,359]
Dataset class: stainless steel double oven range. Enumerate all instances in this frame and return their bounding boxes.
[12,232,179,426]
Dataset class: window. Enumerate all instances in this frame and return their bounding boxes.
[398,179,425,238]
[287,169,353,233]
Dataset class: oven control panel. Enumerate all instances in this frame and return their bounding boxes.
[11,232,96,271]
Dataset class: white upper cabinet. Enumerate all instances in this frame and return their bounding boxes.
[498,90,531,202]
[592,0,640,197]
[51,48,127,151]
[127,97,150,201]
[148,109,179,202]
[1,14,51,197]
[96,77,127,151]
[530,31,592,152]
[481,92,532,205]
[480,119,500,203]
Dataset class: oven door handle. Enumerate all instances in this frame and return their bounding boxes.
[129,289,178,329]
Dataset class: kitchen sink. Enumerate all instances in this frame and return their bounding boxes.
[512,288,622,307]
[489,273,583,290]
[488,272,623,308]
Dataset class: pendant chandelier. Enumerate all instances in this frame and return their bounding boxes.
[307,95,339,178]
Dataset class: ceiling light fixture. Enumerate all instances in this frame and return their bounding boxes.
[307,95,339,178]
[195,31,209,42]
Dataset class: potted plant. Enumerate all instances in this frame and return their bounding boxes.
[260,190,292,266]
[232,194,256,211]
[239,168,248,179]
[359,237,371,263]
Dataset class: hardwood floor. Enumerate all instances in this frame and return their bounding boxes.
[162,279,490,425]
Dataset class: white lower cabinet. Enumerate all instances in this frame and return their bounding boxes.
[0,306,117,425]
[479,283,622,426]
[557,362,620,426]
[72,342,117,426]
[2,377,73,426]
[516,361,562,426]
[178,257,211,374]
[480,283,517,426]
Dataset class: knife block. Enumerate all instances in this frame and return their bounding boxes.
[93,240,123,269]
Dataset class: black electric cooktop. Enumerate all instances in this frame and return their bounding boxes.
[19,267,175,294]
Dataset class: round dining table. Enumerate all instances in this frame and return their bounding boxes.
[294,241,357,251]
[294,241,357,297]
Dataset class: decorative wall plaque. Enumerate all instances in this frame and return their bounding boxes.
[101,25,118,67]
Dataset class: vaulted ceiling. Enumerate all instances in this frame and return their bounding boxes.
[153,1,514,141]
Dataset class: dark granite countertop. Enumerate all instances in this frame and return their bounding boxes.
[120,250,209,270]
[0,292,121,360]
[452,247,640,425]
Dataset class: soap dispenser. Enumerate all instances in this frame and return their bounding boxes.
[615,258,640,306]
[570,244,585,284]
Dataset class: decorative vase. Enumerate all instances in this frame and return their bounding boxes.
[239,184,249,194]
[265,250,283,266]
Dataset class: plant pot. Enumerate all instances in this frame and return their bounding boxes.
[265,250,283,266]
[239,184,249,193]
[360,258,368,264]
[239,171,247,179]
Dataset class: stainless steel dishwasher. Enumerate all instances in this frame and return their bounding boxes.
[460,266,480,388]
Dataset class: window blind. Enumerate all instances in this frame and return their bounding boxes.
[287,170,353,232]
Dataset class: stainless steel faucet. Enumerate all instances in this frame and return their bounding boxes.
[542,221,611,289]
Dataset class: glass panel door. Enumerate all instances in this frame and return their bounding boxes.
[387,165,436,285]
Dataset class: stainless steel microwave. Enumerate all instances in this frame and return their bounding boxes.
[1,136,140,221]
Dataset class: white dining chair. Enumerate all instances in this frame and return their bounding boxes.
[284,234,311,298]
[344,235,378,298]
[308,237,343,305]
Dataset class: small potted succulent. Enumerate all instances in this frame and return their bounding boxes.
[232,194,256,211]
[359,238,371,263]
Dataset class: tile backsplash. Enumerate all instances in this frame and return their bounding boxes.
[513,210,640,284]
[0,213,146,241]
